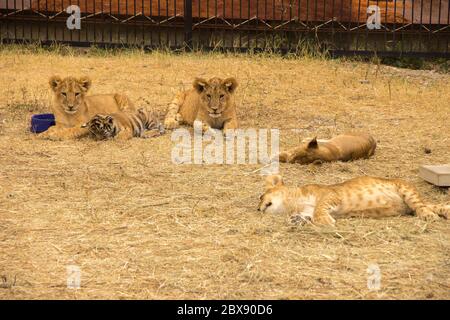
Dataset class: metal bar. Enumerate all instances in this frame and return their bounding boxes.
[215,0,218,49]
[420,0,424,52]
[447,0,450,53]
[110,0,113,44]
[126,0,129,44]
[174,0,177,47]
[101,0,104,44]
[134,0,137,45]
[14,0,17,40]
[38,0,40,41]
[158,0,160,46]
[383,0,387,52]
[184,0,193,48]
[355,0,361,51]
[150,0,153,45]
[142,0,146,46]
[239,0,242,48]
[93,0,96,43]
[166,0,169,46]
[272,0,275,50]
[393,0,398,53]
[410,0,415,52]
[117,0,120,45]
[54,0,57,41]
[1,2,7,36]
[76,0,79,42]
[247,0,250,49]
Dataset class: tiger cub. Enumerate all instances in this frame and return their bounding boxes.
[278,132,376,164]
[82,108,165,140]
[258,175,449,226]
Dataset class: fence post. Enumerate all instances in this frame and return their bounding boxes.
[184,0,193,50]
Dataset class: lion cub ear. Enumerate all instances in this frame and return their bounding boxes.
[49,76,62,92]
[78,76,92,92]
[307,137,319,149]
[223,77,238,94]
[193,78,208,94]
[265,175,284,189]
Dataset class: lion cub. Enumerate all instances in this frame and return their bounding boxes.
[163,77,239,133]
[40,76,134,140]
[258,175,449,226]
[278,132,376,164]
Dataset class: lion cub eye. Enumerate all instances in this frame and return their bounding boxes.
[266,202,272,207]
[206,94,211,100]
[61,92,67,97]
[75,92,81,97]
[220,94,225,99]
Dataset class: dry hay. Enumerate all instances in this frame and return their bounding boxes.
[0,48,449,299]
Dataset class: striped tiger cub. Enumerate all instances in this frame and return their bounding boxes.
[82,108,165,140]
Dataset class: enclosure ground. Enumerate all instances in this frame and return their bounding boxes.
[0,48,449,299]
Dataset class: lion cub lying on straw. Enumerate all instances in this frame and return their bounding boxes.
[258,175,449,226]
[164,77,239,133]
[278,132,376,164]
[82,108,164,140]
[41,76,134,140]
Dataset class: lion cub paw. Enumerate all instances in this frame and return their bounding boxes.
[193,121,220,137]
[436,205,450,219]
[164,117,179,130]
[312,214,336,227]
[416,207,440,222]
[39,131,63,141]
[277,152,291,163]
[204,128,222,138]
[142,130,163,139]
[175,113,184,123]
[289,214,312,226]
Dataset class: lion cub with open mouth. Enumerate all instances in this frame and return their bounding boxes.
[258,175,449,226]
[278,132,376,164]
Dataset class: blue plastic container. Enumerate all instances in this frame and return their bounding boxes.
[30,114,56,134]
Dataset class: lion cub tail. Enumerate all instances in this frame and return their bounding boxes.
[366,134,377,157]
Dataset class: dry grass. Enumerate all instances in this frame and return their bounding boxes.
[0,46,449,300]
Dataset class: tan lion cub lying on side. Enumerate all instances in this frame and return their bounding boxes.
[258,175,449,226]
[278,132,376,164]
